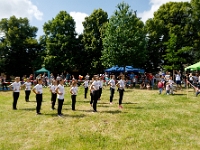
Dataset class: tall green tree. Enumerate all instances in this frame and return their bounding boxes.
[145,2,194,71]
[0,16,39,77]
[43,11,77,74]
[82,9,108,74]
[101,2,147,69]
[190,0,200,63]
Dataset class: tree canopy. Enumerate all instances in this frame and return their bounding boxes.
[101,2,147,68]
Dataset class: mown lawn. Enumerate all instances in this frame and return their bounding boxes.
[0,85,200,150]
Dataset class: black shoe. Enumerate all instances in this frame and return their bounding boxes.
[36,112,42,115]
[13,108,17,110]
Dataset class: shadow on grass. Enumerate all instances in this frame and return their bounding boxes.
[76,100,90,103]
[172,93,187,96]
[100,110,128,114]
[20,108,35,111]
[124,102,138,104]
[44,113,86,118]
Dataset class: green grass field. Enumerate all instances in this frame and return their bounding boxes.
[0,85,200,150]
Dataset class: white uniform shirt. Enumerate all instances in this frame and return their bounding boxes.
[92,80,99,91]
[33,84,43,94]
[98,80,103,88]
[11,82,21,92]
[24,82,32,91]
[70,86,78,95]
[118,79,125,89]
[83,80,89,88]
[109,79,115,89]
[50,85,57,93]
[57,84,65,99]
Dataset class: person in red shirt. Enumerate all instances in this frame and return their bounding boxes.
[157,80,164,94]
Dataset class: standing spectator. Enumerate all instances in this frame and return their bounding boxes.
[189,73,194,88]
[85,73,90,80]
[70,80,78,111]
[32,78,43,115]
[9,77,21,110]
[175,71,182,90]
[60,73,65,80]
[49,73,54,85]
[157,80,164,94]
[2,75,8,90]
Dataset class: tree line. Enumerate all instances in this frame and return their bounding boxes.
[0,1,200,77]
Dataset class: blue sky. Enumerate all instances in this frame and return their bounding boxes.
[0,0,190,38]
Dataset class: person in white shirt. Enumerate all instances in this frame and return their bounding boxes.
[83,78,89,99]
[108,75,116,104]
[9,77,21,110]
[175,72,182,90]
[91,75,99,112]
[55,78,65,116]
[116,75,125,109]
[89,78,94,107]
[23,78,32,102]
[70,80,78,111]
[50,80,57,110]
[32,78,43,115]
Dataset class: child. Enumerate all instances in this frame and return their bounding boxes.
[32,78,43,114]
[70,80,78,111]
[91,75,99,112]
[50,80,57,110]
[132,76,136,88]
[146,82,151,90]
[116,75,125,109]
[55,78,65,116]
[108,75,116,104]
[157,80,164,94]
[83,78,89,99]
[23,78,32,102]
[89,78,94,107]
[9,77,21,110]
[166,82,170,95]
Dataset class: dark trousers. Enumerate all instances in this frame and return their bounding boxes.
[57,99,64,115]
[118,89,124,105]
[36,94,42,113]
[84,87,88,98]
[110,88,115,102]
[13,92,19,109]
[99,88,102,99]
[71,95,76,110]
[51,93,57,109]
[93,90,99,111]
[90,93,93,104]
[25,90,31,101]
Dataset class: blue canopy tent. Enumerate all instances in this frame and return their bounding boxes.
[105,66,145,73]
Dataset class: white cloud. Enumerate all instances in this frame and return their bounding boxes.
[138,0,190,23]
[70,12,88,34]
[0,0,43,20]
